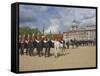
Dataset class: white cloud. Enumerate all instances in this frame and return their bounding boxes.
[20,5,96,33]
[45,19,60,34]
[80,17,96,26]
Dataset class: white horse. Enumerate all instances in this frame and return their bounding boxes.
[52,40,60,57]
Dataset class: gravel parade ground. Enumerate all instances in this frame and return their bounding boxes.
[19,46,96,71]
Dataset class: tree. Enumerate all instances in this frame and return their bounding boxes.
[19,26,41,36]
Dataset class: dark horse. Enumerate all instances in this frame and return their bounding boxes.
[19,39,25,55]
[70,39,78,49]
[36,39,44,57]
[19,37,54,57]
[44,40,54,57]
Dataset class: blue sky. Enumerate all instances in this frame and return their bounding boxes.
[19,4,96,34]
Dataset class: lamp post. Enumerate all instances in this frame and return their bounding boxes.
[43,25,45,36]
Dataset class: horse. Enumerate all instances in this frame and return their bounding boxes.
[53,39,60,57]
[59,40,66,55]
[20,39,26,55]
[70,39,75,48]
[28,39,35,56]
[74,39,78,48]
[36,39,44,57]
[66,40,70,49]
[43,39,50,57]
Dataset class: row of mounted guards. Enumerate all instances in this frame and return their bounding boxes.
[18,34,96,57]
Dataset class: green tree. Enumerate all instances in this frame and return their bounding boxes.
[19,26,41,36]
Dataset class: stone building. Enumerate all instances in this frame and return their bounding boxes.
[63,22,96,41]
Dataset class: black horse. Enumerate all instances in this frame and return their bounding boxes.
[20,40,25,55]
[36,40,44,57]
[28,40,35,56]
[44,40,53,57]
[70,39,79,49]
[66,40,69,49]
[70,39,75,48]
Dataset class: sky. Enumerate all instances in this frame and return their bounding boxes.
[19,4,96,34]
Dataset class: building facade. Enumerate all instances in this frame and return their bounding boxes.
[63,24,96,42]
